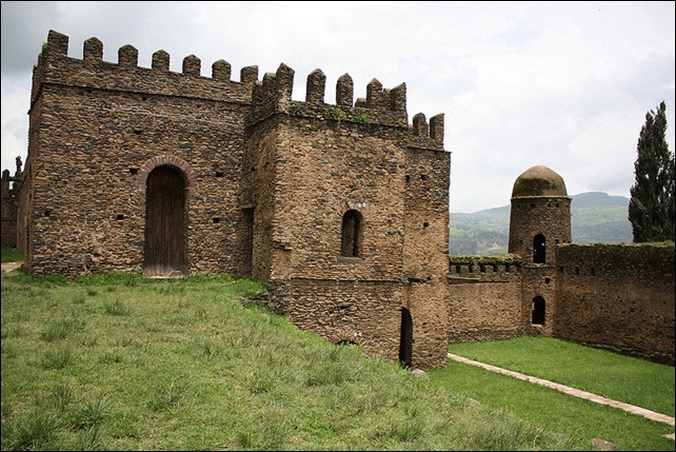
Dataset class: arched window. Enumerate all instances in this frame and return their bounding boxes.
[533,233,546,264]
[532,296,545,325]
[341,210,363,257]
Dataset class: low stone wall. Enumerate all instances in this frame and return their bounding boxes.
[446,256,525,343]
[263,278,404,364]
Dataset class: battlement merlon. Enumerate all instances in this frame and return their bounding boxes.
[249,64,433,131]
[30,30,260,109]
[406,112,445,151]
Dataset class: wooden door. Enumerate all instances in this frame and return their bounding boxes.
[144,166,185,276]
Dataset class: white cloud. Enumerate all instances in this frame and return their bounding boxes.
[1,1,674,213]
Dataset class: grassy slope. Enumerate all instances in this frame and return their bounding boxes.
[1,268,673,450]
[1,270,587,451]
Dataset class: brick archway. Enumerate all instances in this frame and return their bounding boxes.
[136,155,197,192]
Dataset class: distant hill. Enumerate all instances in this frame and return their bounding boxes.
[449,192,633,255]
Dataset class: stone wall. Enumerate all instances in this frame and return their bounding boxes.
[405,277,450,368]
[446,256,525,342]
[404,139,450,279]
[1,171,17,247]
[243,61,451,369]
[520,264,558,336]
[265,278,404,362]
[270,116,408,281]
[554,244,675,363]
[242,116,280,281]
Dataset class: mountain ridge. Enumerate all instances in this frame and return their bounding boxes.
[449,192,633,255]
[452,192,630,215]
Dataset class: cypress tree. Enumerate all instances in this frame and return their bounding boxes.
[628,101,675,242]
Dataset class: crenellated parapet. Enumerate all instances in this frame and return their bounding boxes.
[246,62,444,151]
[447,255,522,283]
[30,30,259,109]
[247,64,411,130]
[33,30,445,151]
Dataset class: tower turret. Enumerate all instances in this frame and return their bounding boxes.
[508,165,571,265]
[508,165,571,334]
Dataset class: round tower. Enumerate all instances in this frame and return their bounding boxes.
[508,165,571,266]
[509,165,571,335]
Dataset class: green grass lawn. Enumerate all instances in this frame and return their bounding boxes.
[1,266,673,450]
[429,337,674,451]
[0,246,23,263]
[446,336,674,417]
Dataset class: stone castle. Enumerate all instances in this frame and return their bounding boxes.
[2,30,674,368]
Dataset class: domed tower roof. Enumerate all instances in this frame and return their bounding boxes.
[511,165,568,198]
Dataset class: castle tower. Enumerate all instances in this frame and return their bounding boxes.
[508,165,571,334]
[242,64,450,369]
[508,165,571,261]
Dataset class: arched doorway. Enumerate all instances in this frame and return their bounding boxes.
[144,165,186,276]
[399,307,413,368]
[532,296,545,325]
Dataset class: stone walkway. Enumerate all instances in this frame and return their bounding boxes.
[0,261,22,273]
[448,353,675,440]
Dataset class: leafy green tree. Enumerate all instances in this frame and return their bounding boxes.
[628,101,675,242]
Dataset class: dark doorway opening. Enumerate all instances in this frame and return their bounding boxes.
[533,233,546,264]
[144,165,186,276]
[240,207,254,277]
[341,210,363,257]
[532,296,546,325]
[399,307,413,368]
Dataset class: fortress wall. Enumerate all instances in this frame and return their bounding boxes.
[247,66,449,283]
[242,116,281,281]
[32,31,255,108]
[269,117,408,281]
[24,31,259,276]
[15,163,32,265]
[520,265,558,336]
[265,278,404,363]
[16,89,44,265]
[405,277,450,368]
[241,67,452,368]
[446,256,525,342]
[555,244,675,362]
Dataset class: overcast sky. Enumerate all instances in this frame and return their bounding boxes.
[1,1,674,213]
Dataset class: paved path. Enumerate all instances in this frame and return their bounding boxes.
[1,261,22,273]
[448,352,675,432]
